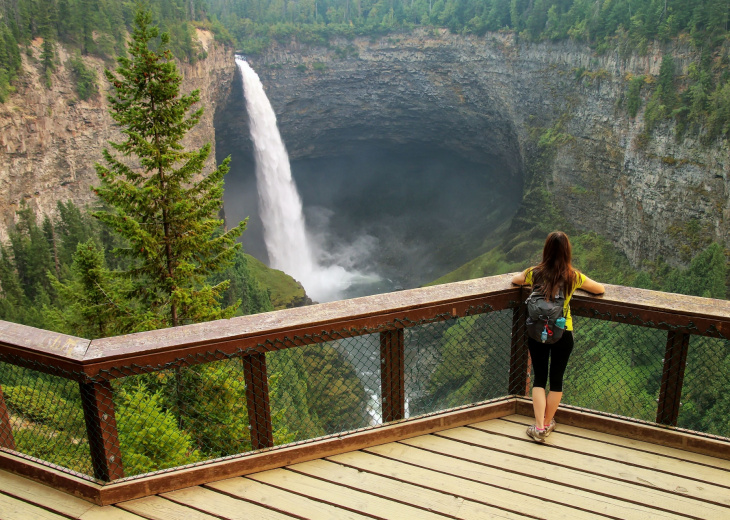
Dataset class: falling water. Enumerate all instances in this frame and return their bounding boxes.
[236,57,367,302]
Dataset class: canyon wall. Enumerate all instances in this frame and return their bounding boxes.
[2,28,727,268]
[0,30,235,239]
[228,30,728,267]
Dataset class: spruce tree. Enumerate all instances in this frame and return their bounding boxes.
[94,7,245,331]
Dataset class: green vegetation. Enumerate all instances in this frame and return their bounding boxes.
[626,74,646,118]
[94,7,245,332]
[204,0,730,142]
[0,8,369,477]
[0,0,219,104]
[67,52,98,100]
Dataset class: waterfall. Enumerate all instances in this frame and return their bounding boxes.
[236,57,365,302]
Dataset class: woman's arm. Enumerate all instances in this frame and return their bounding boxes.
[581,276,605,295]
[511,271,528,286]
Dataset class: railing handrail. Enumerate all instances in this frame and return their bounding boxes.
[2,275,729,373]
[0,274,519,376]
[1,272,729,491]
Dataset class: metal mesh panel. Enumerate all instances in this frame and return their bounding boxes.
[268,336,377,442]
[679,335,730,438]
[1,299,728,483]
[409,310,514,415]
[562,317,665,421]
[0,362,92,475]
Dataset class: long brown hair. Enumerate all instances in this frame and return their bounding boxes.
[531,231,578,301]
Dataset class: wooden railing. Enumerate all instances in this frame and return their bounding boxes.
[0,273,729,503]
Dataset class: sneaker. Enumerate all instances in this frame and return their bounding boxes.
[526,424,547,443]
[544,419,556,437]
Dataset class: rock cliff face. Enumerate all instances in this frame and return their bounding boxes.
[4,29,727,269]
[0,30,235,239]
[219,30,728,267]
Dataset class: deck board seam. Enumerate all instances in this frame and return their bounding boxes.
[465,424,730,492]
[0,489,79,520]
[243,472,387,520]
[420,434,710,518]
[110,503,156,520]
[373,443,626,520]
[198,480,313,520]
[323,452,543,520]
[156,492,252,520]
[281,466,460,519]
[498,417,730,472]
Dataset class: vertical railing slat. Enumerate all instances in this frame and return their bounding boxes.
[242,353,274,450]
[508,300,530,396]
[79,380,124,481]
[656,331,691,426]
[0,384,16,450]
[380,328,405,423]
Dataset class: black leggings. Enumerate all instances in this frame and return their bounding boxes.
[528,331,574,392]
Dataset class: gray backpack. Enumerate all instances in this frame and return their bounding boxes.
[525,288,566,344]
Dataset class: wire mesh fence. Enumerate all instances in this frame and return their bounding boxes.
[0,295,729,484]
[563,317,666,422]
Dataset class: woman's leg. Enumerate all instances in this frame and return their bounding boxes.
[527,338,550,429]
[544,391,562,426]
[544,332,574,425]
[532,387,547,429]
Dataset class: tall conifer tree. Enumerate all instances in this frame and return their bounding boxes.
[94,7,245,331]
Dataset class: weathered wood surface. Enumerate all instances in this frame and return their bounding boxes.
[1,272,729,371]
[4,414,729,519]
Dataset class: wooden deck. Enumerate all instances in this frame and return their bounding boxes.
[2,414,729,520]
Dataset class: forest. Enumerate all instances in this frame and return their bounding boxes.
[0,0,728,476]
[3,1,730,138]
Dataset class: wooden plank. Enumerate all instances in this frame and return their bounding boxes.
[0,321,89,361]
[365,439,694,520]
[209,476,374,520]
[79,380,124,481]
[248,467,453,519]
[162,486,296,519]
[0,468,97,517]
[83,275,520,365]
[0,451,104,505]
[94,398,515,505]
[117,495,221,520]
[474,418,730,488]
[505,415,730,472]
[380,328,405,422]
[657,331,690,426]
[0,384,15,450]
[242,353,274,449]
[395,430,729,519]
[514,398,730,461]
[442,424,730,507]
[79,506,149,520]
[571,286,730,334]
[293,457,537,520]
[0,492,71,520]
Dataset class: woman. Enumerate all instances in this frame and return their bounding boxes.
[512,231,604,443]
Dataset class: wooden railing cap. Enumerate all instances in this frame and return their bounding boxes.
[84,273,519,361]
[2,272,729,368]
[0,321,90,362]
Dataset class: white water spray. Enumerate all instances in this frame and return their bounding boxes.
[236,57,369,302]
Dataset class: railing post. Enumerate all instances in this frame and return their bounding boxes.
[509,300,530,396]
[242,353,274,450]
[0,384,16,450]
[656,331,691,426]
[380,328,405,423]
[79,380,124,481]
